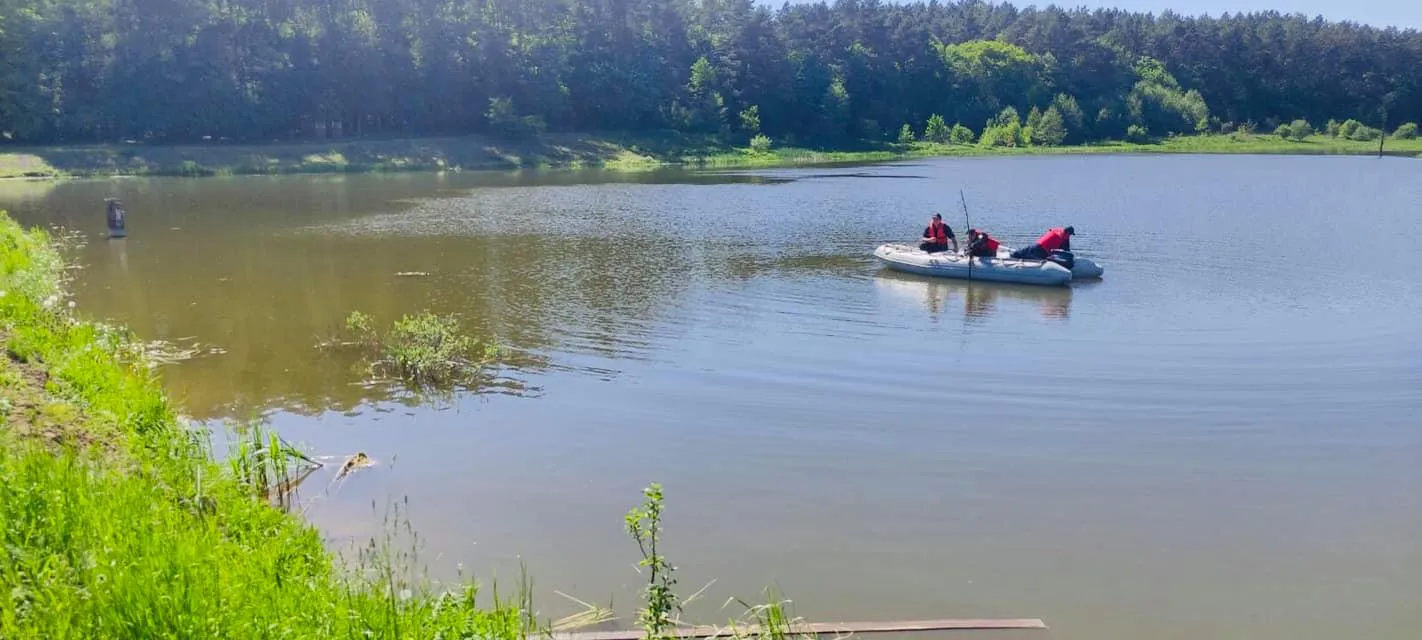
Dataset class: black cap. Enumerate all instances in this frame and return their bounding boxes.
[1065,226,1076,235]
[933,213,942,220]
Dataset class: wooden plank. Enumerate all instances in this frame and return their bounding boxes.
[553,618,1047,640]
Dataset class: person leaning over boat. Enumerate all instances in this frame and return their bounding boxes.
[1010,226,1074,260]
[966,228,1001,258]
[919,213,958,254]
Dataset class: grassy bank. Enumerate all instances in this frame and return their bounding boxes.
[0,210,823,638]
[3,130,1420,179]
[0,212,544,637]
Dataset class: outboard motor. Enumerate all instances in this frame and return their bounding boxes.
[1047,249,1075,270]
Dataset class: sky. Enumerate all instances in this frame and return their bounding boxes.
[763,0,1421,30]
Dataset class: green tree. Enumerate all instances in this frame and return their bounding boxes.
[937,39,1046,130]
[1034,106,1067,146]
[923,114,950,143]
[898,123,916,144]
[0,0,1419,147]
[1393,122,1418,139]
[686,56,727,133]
[1052,94,1087,143]
[1288,119,1313,140]
[739,106,761,136]
[1126,57,1210,136]
[981,107,1024,147]
[950,123,976,144]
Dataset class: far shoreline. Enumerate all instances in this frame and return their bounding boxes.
[3,130,1419,180]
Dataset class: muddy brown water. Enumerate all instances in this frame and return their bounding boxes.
[3,155,1420,640]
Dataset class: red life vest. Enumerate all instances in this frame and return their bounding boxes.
[927,220,949,244]
[1035,228,1069,252]
[979,233,1001,252]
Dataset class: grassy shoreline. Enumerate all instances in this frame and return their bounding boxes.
[0,212,535,636]
[3,131,1420,179]
[0,210,824,638]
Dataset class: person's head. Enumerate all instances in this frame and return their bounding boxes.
[967,228,979,238]
[932,213,943,222]
[1065,226,1076,236]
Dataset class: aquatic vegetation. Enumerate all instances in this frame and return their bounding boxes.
[328,310,502,390]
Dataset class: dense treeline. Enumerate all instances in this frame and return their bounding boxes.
[0,0,1418,145]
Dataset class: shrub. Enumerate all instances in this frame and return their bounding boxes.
[1126,124,1149,143]
[487,96,545,137]
[897,124,916,144]
[1393,122,1418,139]
[923,114,950,143]
[1337,118,1363,139]
[1275,124,1293,139]
[1325,119,1342,137]
[749,134,772,153]
[334,310,499,390]
[1288,119,1313,140]
[950,123,975,144]
[981,107,1024,147]
[1348,125,1381,141]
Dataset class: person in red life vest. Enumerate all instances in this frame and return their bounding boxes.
[919,213,958,254]
[966,228,1001,258]
[1010,225,1075,260]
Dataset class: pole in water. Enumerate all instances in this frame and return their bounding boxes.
[959,189,972,281]
[105,198,127,238]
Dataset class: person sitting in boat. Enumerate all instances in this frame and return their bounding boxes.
[966,228,1001,258]
[919,214,958,254]
[1010,226,1074,260]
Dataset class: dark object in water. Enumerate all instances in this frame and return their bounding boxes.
[1047,249,1075,270]
[105,198,127,238]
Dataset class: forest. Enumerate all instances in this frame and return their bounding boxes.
[0,0,1419,147]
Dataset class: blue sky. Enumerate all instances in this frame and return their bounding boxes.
[762,0,1420,30]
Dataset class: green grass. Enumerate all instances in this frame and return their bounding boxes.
[0,153,59,179]
[0,210,823,639]
[0,212,543,638]
[5,129,1417,180]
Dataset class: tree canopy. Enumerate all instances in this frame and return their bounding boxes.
[0,0,1417,145]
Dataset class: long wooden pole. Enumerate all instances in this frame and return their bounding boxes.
[552,618,1048,640]
[958,189,972,282]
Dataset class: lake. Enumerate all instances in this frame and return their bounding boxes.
[3,154,1419,640]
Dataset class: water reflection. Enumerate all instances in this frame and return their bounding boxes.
[872,269,1073,320]
[2,176,725,419]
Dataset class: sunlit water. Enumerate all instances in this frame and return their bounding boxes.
[4,155,1420,640]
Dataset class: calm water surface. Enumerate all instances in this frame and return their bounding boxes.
[4,155,1420,640]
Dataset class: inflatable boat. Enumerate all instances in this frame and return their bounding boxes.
[994,247,1104,279]
[873,244,1073,287]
